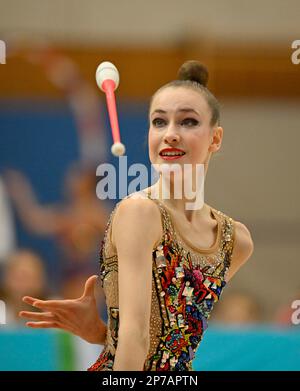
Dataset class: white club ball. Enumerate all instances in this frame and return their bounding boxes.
[96,62,120,91]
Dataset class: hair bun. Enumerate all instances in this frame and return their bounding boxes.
[177,61,209,87]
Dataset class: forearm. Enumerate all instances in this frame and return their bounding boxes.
[113,333,149,371]
[14,201,59,235]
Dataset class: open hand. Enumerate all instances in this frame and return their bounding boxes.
[19,275,107,345]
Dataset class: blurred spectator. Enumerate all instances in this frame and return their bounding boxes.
[23,45,109,165]
[0,177,16,263]
[4,163,109,298]
[211,291,263,326]
[0,249,48,326]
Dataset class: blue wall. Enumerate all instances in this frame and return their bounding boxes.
[194,326,300,371]
[0,327,299,371]
[0,98,150,289]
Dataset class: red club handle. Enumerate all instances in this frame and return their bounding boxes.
[102,79,121,144]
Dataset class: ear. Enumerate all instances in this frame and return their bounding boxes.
[208,126,223,153]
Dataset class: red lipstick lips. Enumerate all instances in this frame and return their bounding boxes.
[159,148,186,160]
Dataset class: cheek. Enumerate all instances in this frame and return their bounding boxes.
[188,132,211,158]
[148,130,159,156]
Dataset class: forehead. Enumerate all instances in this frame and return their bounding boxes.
[150,86,209,117]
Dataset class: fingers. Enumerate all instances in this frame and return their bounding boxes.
[26,321,55,328]
[20,309,77,331]
[22,296,40,306]
[22,296,69,313]
[19,311,55,321]
[31,299,72,312]
[82,275,99,298]
[26,321,72,333]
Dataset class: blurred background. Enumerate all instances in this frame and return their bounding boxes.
[0,0,299,370]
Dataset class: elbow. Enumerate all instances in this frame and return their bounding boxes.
[113,327,150,371]
[118,326,150,350]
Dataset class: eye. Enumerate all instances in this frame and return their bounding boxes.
[181,118,199,127]
[152,118,167,127]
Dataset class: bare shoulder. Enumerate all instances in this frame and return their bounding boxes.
[226,220,254,281]
[115,195,161,222]
[111,196,163,250]
[233,221,254,258]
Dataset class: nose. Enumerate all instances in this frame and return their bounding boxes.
[163,123,180,144]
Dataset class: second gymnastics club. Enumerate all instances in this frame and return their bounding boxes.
[96,62,126,156]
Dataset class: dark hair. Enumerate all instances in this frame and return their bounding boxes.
[150,60,220,127]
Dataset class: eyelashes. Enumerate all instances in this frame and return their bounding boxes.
[152,118,165,127]
[152,118,200,128]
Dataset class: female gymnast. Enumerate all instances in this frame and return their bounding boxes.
[19,60,254,371]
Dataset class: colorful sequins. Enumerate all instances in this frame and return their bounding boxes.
[88,191,235,372]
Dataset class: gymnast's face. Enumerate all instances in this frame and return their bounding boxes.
[148,86,222,172]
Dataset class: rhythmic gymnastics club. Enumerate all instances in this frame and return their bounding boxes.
[96,61,126,156]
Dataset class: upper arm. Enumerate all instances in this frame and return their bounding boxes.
[112,198,162,339]
[226,221,254,282]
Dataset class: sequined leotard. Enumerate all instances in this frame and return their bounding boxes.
[88,190,235,371]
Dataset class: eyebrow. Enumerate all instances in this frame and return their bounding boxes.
[151,108,200,116]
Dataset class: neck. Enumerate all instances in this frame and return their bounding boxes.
[148,174,208,223]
